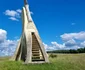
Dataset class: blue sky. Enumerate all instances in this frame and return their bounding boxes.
[0,0,85,56]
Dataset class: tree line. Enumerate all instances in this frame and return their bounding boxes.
[47,47,85,54]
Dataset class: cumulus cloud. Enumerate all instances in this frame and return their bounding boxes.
[44,31,85,51]
[4,9,21,21]
[51,42,65,49]
[61,31,85,49]
[16,9,22,13]
[4,10,19,17]
[0,40,18,56]
[0,29,7,43]
[0,29,18,56]
[0,29,85,56]
[80,41,85,47]
[61,31,85,41]
[65,39,76,47]
[9,17,19,21]
[4,9,33,21]
[43,42,65,51]
[43,43,57,51]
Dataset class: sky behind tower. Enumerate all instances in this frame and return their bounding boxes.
[0,0,85,56]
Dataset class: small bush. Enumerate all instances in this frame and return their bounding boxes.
[49,54,57,58]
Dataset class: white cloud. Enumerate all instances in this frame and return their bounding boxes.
[60,31,85,49]
[9,17,19,21]
[16,9,22,13]
[0,29,7,43]
[43,42,65,51]
[44,31,85,51]
[44,41,81,51]
[4,9,21,21]
[4,10,19,17]
[0,29,18,56]
[51,42,65,49]
[43,43,57,51]
[61,31,85,41]
[4,9,33,21]
[0,29,85,56]
[0,40,18,56]
[65,39,76,47]
[80,41,85,47]
[66,39,76,44]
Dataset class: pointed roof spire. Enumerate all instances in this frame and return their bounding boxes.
[24,0,32,22]
[24,0,28,5]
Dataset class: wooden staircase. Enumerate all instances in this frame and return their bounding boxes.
[32,33,45,62]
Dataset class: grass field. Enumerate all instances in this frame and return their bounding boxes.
[0,54,85,70]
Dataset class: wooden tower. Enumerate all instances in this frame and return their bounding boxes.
[11,0,49,64]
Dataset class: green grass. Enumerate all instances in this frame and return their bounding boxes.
[0,54,85,70]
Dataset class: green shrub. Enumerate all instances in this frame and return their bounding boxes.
[49,54,57,58]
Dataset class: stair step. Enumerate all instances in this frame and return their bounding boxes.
[32,48,39,50]
[32,43,39,45]
[32,49,39,51]
[32,50,39,52]
[32,43,38,45]
[32,48,40,50]
[32,48,39,49]
[32,51,39,53]
[32,50,39,51]
[33,51,40,54]
[32,39,36,40]
[32,59,45,61]
[32,53,40,55]
[32,56,40,57]
[32,46,39,47]
[32,57,40,59]
[32,45,39,46]
[32,47,39,49]
[32,52,39,53]
[32,54,39,56]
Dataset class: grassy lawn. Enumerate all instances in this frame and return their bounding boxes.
[0,54,85,70]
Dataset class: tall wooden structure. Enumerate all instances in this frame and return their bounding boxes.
[11,0,49,64]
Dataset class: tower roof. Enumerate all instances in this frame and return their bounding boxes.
[24,0,28,5]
